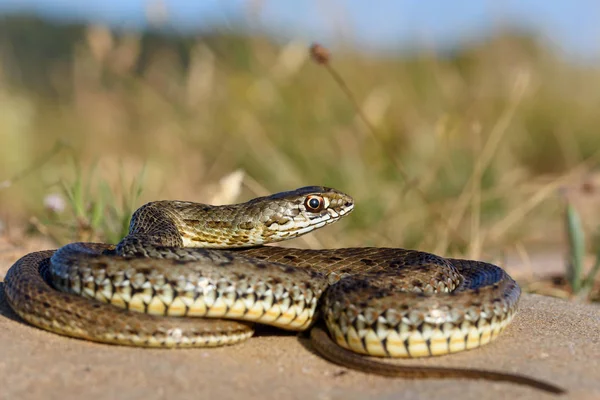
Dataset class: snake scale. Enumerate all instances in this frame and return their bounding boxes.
[4,186,564,394]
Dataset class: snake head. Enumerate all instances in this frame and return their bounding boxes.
[246,186,354,243]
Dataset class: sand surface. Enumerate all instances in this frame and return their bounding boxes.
[1,237,599,400]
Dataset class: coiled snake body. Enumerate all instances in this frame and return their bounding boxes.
[4,186,564,394]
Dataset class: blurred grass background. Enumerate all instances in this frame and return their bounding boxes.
[1,14,600,292]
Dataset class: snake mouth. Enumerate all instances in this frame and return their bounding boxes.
[270,202,354,238]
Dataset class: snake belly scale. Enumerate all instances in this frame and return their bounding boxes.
[4,186,564,394]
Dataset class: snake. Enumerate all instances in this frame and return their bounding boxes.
[3,186,564,394]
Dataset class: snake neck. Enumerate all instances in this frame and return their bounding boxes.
[118,201,267,250]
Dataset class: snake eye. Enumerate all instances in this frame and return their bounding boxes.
[305,195,325,212]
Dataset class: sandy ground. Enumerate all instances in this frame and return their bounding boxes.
[0,237,599,400]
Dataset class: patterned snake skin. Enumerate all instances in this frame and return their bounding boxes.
[3,186,564,394]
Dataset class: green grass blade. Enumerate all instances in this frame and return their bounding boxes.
[565,201,585,294]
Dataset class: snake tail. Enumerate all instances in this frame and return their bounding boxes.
[309,326,566,395]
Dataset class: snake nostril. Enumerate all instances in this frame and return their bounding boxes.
[344,202,352,207]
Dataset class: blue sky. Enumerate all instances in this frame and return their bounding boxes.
[1,0,599,61]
